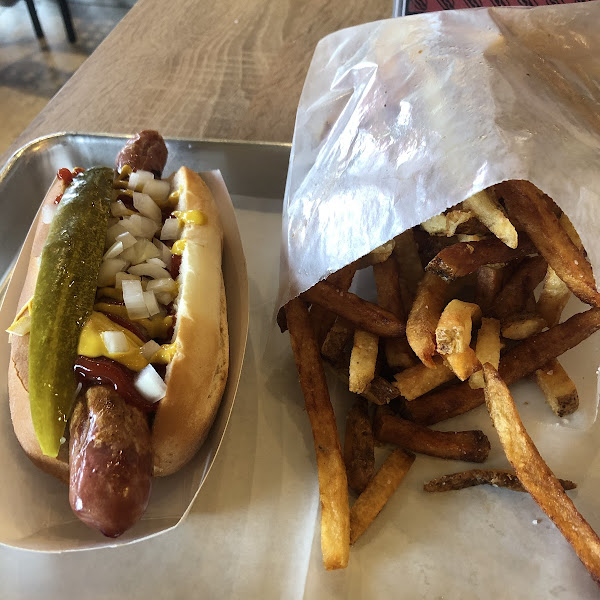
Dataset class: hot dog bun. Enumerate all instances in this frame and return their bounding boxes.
[8,166,228,482]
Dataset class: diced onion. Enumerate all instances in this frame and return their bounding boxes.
[121,214,160,239]
[110,200,133,217]
[101,331,129,354]
[122,279,150,319]
[103,240,124,260]
[146,257,167,268]
[121,239,161,265]
[160,218,181,240]
[155,292,174,306]
[133,191,162,223]
[115,231,137,250]
[42,203,58,224]
[6,313,31,336]
[142,179,171,205]
[134,364,166,403]
[128,170,154,191]
[98,258,128,287]
[153,238,172,268]
[146,277,177,294]
[141,339,162,361]
[128,262,171,280]
[106,222,128,247]
[143,290,160,316]
[116,272,140,289]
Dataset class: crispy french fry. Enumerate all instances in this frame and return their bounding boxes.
[402,308,600,425]
[373,409,490,462]
[285,298,350,570]
[321,317,354,362]
[443,349,481,382]
[534,358,579,417]
[426,236,536,282]
[406,272,448,368]
[349,448,415,544]
[373,258,414,369]
[393,229,425,302]
[560,212,584,251]
[436,300,482,355]
[423,469,576,493]
[498,180,600,307]
[421,209,474,237]
[490,255,548,320]
[302,281,405,338]
[475,265,504,314]
[393,355,455,400]
[355,240,395,269]
[349,330,379,394]
[463,190,518,248]
[537,267,570,327]
[469,317,501,389]
[326,356,401,405]
[344,399,375,494]
[501,314,546,340]
[311,263,357,347]
[483,363,600,585]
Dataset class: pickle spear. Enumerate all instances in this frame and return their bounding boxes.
[29,167,113,457]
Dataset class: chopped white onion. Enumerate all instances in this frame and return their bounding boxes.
[101,331,129,354]
[160,218,182,240]
[146,257,167,268]
[110,200,132,217]
[128,262,171,280]
[134,364,166,403]
[143,290,160,316]
[121,239,161,265]
[122,279,150,319]
[98,258,129,287]
[128,170,154,191]
[121,214,160,239]
[146,277,177,294]
[106,222,128,247]
[115,231,137,250]
[133,191,162,223]
[155,292,174,306]
[142,179,171,205]
[115,272,141,289]
[42,203,58,224]
[141,339,162,361]
[153,238,172,268]
[103,240,124,260]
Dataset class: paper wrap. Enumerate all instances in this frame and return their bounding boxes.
[278,2,600,307]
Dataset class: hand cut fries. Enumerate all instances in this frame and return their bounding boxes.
[285,298,350,570]
[423,469,576,493]
[282,178,600,575]
[350,448,414,544]
[483,364,600,585]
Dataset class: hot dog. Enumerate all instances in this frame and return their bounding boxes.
[6,131,229,537]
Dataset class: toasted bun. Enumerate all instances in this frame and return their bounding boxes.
[8,167,228,482]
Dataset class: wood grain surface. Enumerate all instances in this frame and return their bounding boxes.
[1,0,391,165]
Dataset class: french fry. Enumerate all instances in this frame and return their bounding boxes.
[344,399,375,494]
[349,330,379,394]
[393,229,425,302]
[350,448,415,544]
[483,363,600,585]
[475,265,504,315]
[326,357,401,406]
[498,180,600,307]
[285,298,350,570]
[501,314,546,340]
[302,280,405,338]
[393,355,455,400]
[321,317,354,362]
[436,300,482,355]
[406,272,448,368]
[403,307,600,425]
[426,236,536,282]
[355,240,395,269]
[443,349,481,381]
[421,209,474,237]
[374,409,490,462]
[537,267,570,327]
[560,212,584,251]
[490,255,548,320]
[534,358,579,417]
[311,263,357,347]
[423,469,576,493]
[469,317,501,389]
[462,190,518,248]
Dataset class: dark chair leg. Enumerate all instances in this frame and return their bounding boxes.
[57,0,77,43]
[24,0,44,39]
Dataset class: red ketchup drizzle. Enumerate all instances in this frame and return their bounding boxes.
[169,254,182,279]
[74,356,158,413]
[102,312,150,343]
[54,167,84,204]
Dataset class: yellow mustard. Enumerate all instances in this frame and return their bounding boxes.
[78,312,147,371]
[151,342,178,364]
[171,239,187,256]
[173,210,205,226]
[94,302,174,339]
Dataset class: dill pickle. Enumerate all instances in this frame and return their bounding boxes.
[29,167,113,457]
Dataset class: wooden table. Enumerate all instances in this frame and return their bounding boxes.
[1,0,391,166]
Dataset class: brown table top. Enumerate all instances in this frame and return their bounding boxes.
[1,0,391,165]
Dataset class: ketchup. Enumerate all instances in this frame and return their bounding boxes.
[55,167,85,203]
[74,356,158,413]
[169,254,182,279]
[102,312,150,343]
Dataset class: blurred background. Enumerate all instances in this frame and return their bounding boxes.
[0,0,136,156]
